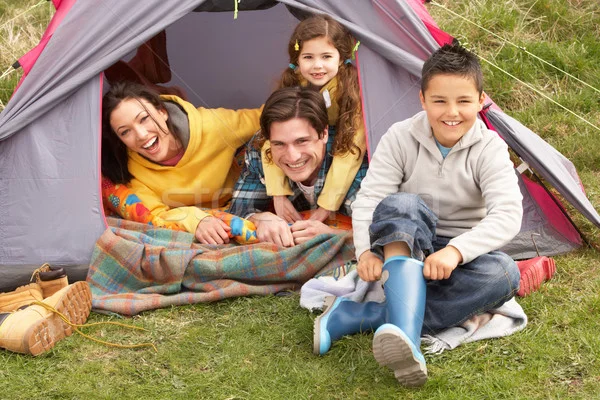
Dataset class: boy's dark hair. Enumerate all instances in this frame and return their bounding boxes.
[421,44,483,95]
[258,86,328,162]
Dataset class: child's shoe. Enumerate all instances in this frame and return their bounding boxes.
[0,283,44,312]
[0,281,91,356]
[30,264,69,298]
[516,256,556,297]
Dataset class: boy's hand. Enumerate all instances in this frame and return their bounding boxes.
[423,246,462,280]
[195,216,231,245]
[250,212,294,247]
[357,250,384,282]
[308,206,332,223]
[273,196,302,224]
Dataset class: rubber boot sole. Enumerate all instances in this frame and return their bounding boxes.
[313,296,337,355]
[25,281,92,356]
[373,326,427,387]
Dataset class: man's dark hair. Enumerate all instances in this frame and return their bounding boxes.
[421,44,483,95]
[260,86,328,140]
[258,87,329,162]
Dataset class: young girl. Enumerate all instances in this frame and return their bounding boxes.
[261,15,367,223]
[102,81,261,244]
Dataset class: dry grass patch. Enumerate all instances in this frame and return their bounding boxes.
[0,0,53,110]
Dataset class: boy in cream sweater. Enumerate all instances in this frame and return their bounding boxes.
[315,44,522,387]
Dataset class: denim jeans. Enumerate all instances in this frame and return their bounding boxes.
[369,193,520,335]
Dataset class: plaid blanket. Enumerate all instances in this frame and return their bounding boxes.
[87,218,355,316]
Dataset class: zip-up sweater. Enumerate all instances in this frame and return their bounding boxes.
[127,95,261,234]
[352,111,522,264]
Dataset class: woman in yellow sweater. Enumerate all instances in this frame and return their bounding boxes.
[262,15,367,223]
[101,81,261,244]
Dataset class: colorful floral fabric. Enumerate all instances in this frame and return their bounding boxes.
[101,177,259,244]
[102,177,352,245]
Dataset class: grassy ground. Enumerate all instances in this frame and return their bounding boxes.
[1,0,599,399]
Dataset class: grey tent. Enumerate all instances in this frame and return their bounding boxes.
[1,0,598,291]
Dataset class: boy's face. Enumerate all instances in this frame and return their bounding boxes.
[419,74,485,148]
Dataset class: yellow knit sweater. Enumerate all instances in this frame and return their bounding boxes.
[127,95,261,234]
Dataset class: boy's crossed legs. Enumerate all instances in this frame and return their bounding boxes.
[315,193,520,386]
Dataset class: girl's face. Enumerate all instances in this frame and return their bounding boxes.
[109,98,180,164]
[297,36,340,89]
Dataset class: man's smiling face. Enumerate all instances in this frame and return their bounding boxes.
[269,117,328,186]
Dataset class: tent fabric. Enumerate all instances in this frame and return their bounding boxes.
[485,109,600,228]
[0,76,105,289]
[500,175,581,260]
[0,0,598,291]
[0,0,203,142]
[404,0,454,46]
[16,0,76,84]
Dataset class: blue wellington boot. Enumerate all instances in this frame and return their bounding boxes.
[372,256,427,387]
[313,296,386,355]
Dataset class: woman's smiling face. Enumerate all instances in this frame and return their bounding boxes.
[109,98,179,163]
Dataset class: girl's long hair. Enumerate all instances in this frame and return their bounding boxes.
[278,15,362,158]
[101,81,178,184]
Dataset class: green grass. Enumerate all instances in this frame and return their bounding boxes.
[1,0,600,398]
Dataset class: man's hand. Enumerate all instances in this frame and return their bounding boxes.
[290,220,336,245]
[307,206,332,223]
[195,216,231,244]
[273,196,302,224]
[423,246,462,280]
[250,212,294,247]
[357,250,384,282]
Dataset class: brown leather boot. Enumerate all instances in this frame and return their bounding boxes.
[30,264,69,298]
[0,283,44,312]
[0,281,92,356]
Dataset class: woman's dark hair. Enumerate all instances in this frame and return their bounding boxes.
[257,86,328,162]
[101,81,177,184]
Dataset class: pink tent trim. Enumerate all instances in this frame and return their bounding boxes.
[14,0,76,92]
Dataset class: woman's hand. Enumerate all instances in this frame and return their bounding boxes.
[195,216,231,245]
[273,196,302,224]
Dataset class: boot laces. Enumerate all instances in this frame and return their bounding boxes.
[29,263,51,282]
[30,300,157,352]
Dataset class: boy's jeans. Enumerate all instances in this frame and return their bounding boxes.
[369,193,520,335]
